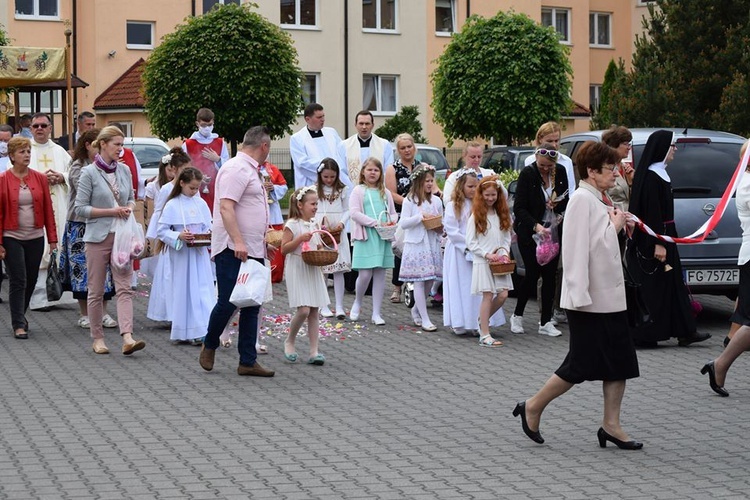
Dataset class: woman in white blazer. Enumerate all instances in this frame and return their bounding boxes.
[513,141,642,450]
[75,126,145,356]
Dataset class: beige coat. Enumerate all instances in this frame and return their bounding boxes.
[560,181,626,313]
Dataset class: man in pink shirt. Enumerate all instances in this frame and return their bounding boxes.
[199,126,275,377]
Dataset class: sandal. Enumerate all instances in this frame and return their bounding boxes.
[478,334,503,347]
[390,288,402,303]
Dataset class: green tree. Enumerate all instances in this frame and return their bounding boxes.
[591,59,627,130]
[374,105,427,143]
[142,3,303,151]
[431,11,572,145]
[610,0,750,133]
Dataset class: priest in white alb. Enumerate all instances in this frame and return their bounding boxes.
[29,113,76,310]
[337,110,393,183]
[290,103,350,188]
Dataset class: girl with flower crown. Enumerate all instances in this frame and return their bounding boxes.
[313,157,351,319]
[466,175,514,347]
[398,163,444,332]
[443,168,506,335]
[281,185,330,365]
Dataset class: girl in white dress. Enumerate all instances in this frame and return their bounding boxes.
[466,176,513,347]
[156,168,214,344]
[443,168,506,335]
[282,186,330,366]
[314,158,351,320]
[146,149,191,322]
[398,164,444,332]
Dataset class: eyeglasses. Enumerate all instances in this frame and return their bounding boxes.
[535,148,559,159]
[601,165,617,172]
[31,123,49,129]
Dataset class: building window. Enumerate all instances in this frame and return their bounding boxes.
[203,0,240,14]
[589,13,611,47]
[435,0,455,34]
[301,73,318,107]
[14,0,59,19]
[126,22,155,50]
[589,84,602,113]
[541,7,570,43]
[363,75,397,114]
[363,0,397,32]
[18,90,62,113]
[110,121,134,137]
[280,0,317,28]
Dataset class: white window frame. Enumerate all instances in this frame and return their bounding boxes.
[14,0,60,20]
[17,90,62,114]
[280,0,318,30]
[435,0,456,36]
[541,7,571,44]
[300,73,319,112]
[589,12,612,48]
[203,0,240,14]
[126,21,155,50]
[109,121,134,137]
[363,74,398,116]
[362,0,398,34]
[589,84,602,113]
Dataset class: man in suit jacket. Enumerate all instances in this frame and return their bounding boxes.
[56,111,96,152]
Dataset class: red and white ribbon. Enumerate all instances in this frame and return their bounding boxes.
[627,141,750,244]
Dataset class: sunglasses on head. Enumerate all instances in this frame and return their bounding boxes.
[535,148,559,159]
[31,123,49,129]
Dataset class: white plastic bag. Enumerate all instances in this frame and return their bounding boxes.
[111,213,146,270]
[229,259,272,308]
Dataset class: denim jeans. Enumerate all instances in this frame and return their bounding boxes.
[4,236,44,330]
[204,249,260,366]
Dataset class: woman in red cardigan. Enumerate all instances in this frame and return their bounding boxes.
[0,137,58,339]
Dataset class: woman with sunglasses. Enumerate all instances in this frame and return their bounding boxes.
[512,143,569,336]
[626,129,710,348]
[513,141,641,450]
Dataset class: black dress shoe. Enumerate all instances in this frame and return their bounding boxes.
[597,427,643,450]
[678,332,711,347]
[512,401,544,444]
[700,361,729,397]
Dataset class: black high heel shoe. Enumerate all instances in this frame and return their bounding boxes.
[512,402,544,444]
[700,361,729,397]
[597,427,643,450]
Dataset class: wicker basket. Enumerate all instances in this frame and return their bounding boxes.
[301,230,339,267]
[422,215,443,230]
[374,210,398,241]
[489,247,516,276]
[266,228,283,248]
[187,233,211,247]
[320,217,342,245]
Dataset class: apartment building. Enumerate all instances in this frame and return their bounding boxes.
[2,1,654,147]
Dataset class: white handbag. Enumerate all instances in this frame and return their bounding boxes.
[229,259,272,308]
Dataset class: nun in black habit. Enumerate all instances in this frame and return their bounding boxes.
[625,130,711,347]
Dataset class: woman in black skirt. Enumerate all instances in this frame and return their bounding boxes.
[513,141,642,450]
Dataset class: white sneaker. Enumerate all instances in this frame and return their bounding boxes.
[510,314,525,334]
[538,321,562,337]
[77,316,90,329]
[552,309,568,325]
[102,314,118,328]
[349,303,361,321]
[320,306,334,318]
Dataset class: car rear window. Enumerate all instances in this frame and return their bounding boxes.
[632,141,741,199]
[132,145,169,169]
[416,149,448,171]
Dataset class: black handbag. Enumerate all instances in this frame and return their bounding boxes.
[622,263,651,328]
[46,250,63,302]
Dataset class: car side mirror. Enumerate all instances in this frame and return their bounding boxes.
[507,180,518,197]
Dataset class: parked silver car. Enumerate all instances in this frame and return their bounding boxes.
[559,128,744,299]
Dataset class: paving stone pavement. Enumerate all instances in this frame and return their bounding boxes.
[1,274,749,499]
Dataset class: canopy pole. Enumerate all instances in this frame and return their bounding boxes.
[65,28,73,149]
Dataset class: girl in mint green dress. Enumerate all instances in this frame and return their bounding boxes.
[348,158,398,325]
